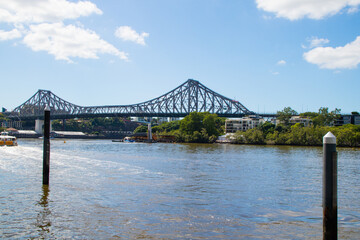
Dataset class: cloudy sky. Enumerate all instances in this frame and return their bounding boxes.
[1,0,359,113]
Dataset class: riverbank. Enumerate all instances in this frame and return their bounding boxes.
[9,124,360,148]
[230,124,360,148]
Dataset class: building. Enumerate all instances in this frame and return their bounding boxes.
[225,116,265,133]
[289,116,312,127]
[271,116,312,126]
[157,117,180,124]
[1,120,22,129]
[355,115,360,125]
[334,113,360,126]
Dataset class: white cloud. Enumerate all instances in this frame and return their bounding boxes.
[115,26,149,45]
[308,37,330,48]
[348,6,359,13]
[256,0,360,20]
[0,28,21,41]
[0,0,133,62]
[23,23,128,63]
[0,0,102,24]
[262,15,273,20]
[277,60,286,65]
[303,36,360,69]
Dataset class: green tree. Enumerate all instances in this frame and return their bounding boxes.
[176,112,224,143]
[179,112,222,136]
[300,111,318,119]
[312,107,341,126]
[304,126,327,146]
[203,114,219,136]
[243,128,265,144]
[259,122,275,136]
[287,123,306,145]
[277,107,298,126]
[274,123,289,133]
[133,125,148,133]
[152,120,180,134]
[0,113,6,132]
[233,131,245,144]
[151,125,162,133]
[331,124,360,147]
[52,119,63,130]
[180,112,203,134]
[230,120,360,147]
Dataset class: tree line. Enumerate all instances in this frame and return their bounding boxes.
[134,112,225,143]
[233,107,360,147]
[233,122,360,147]
[2,107,360,147]
[134,107,360,147]
[51,117,140,134]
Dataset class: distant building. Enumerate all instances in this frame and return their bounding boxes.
[289,116,312,127]
[272,116,312,127]
[52,131,86,138]
[225,116,265,133]
[1,121,22,129]
[131,117,158,123]
[9,130,41,138]
[355,116,360,125]
[157,117,179,124]
[334,113,360,126]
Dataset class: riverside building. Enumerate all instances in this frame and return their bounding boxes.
[289,116,312,127]
[225,116,265,133]
[334,113,360,126]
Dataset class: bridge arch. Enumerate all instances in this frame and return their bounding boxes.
[8,79,255,120]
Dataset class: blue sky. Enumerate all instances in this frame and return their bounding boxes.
[0,0,359,114]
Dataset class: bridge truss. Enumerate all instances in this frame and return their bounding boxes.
[9,79,255,120]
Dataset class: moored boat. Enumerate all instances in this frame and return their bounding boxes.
[0,132,18,146]
[124,136,135,142]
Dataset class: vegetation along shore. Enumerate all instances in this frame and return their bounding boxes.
[1,107,359,147]
[135,108,360,147]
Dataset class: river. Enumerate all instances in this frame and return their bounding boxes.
[0,139,359,239]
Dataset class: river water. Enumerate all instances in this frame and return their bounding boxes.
[0,139,359,239]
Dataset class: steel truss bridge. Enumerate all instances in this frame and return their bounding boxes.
[8,79,260,120]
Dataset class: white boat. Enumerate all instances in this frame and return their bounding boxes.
[0,132,18,146]
[124,136,135,142]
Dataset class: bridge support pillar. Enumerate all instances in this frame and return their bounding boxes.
[147,123,152,141]
[35,119,53,134]
[35,120,44,134]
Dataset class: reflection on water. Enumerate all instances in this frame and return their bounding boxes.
[0,139,359,239]
[36,185,52,239]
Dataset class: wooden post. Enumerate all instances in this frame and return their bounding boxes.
[43,105,51,185]
[323,131,337,240]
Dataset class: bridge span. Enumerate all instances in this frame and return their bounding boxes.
[7,79,259,120]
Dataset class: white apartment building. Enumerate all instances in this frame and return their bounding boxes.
[225,116,265,133]
[272,116,312,127]
[289,116,312,127]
